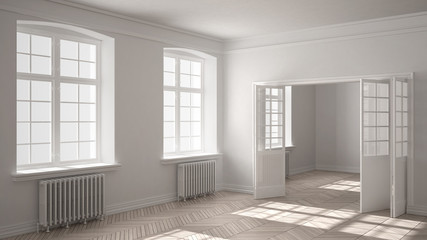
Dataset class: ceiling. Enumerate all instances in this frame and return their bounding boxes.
[64,0,427,40]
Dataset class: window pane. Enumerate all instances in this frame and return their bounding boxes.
[79,43,96,62]
[17,32,30,53]
[79,142,96,159]
[396,97,402,111]
[79,85,96,103]
[31,81,51,101]
[180,122,190,137]
[181,92,191,106]
[164,122,175,138]
[61,40,78,60]
[191,137,201,150]
[17,102,30,121]
[61,123,78,142]
[191,122,201,136]
[396,127,402,142]
[396,112,402,127]
[403,112,408,126]
[403,127,408,141]
[164,91,175,106]
[164,72,175,86]
[396,81,402,96]
[79,104,96,121]
[17,80,30,100]
[17,145,30,165]
[31,35,51,56]
[31,102,51,121]
[402,82,408,97]
[191,108,201,121]
[17,54,30,73]
[180,60,190,74]
[31,56,51,75]
[191,76,201,89]
[164,138,175,153]
[79,123,96,141]
[164,57,175,72]
[180,107,191,121]
[403,98,408,112]
[164,107,175,121]
[396,142,402,158]
[180,137,191,151]
[191,61,201,75]
[61,59,78,77]
[79,61,96,79]
[31,123,51,143]
[191,93,201,107]
[61,103,78,121]
[61,142,78,161]
[31,144,51,163]
[61,83,78,102]
[180,74,191,88]
[17,123,30,144]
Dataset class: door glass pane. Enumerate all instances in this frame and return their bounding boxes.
[403,127,408,141]
[364,83,376,97]
[396,97,402,111]
[396,112,402,127]
[396,127,402,142]
[402,82,408,97]
[403,113,408,126]
[377,141,389,156]
[377,99,389,112]
[364,127,376,141]
[396,143,402,158]
[377,113,389,126]
[377,83,389,97]
[377,127,389,141]
[396,81,402,96]
[364,98,376,111]
[364,113,376,126]
[403,98,408,111]
[403,143,408,156]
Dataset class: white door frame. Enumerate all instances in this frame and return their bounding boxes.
[252,72,414,216]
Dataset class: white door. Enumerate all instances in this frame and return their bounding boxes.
[391,78,409,217]
[360,79,391,213]
[254,85,286,199]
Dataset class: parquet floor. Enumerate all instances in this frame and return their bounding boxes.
[4,170,427,240]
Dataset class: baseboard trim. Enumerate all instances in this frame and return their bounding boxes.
[407,205,427,216]
[106,193,177,215]
[0,221,37,239]
[222,184,254,194]
[289,165,315,175]
[315,164,360,174]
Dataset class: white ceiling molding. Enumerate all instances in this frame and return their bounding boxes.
[0,0,223,54]
[224,11,427,53]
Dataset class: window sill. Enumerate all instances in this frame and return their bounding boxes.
[12,162,121,182]
[161,153,222,165]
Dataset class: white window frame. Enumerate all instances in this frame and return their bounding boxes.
[16,26,102,171]
[163,52,204,155]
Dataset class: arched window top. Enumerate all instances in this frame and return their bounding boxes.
[17,20,113,43]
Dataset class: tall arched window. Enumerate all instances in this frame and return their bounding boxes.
[16,21,115,171]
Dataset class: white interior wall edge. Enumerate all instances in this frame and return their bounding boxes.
[224,11,427,52]
[0,0,223,54]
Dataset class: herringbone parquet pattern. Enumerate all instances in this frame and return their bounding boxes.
[4,170,427,240]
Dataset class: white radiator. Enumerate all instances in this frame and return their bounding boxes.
[178,160,215,201]
[38,174,105,232]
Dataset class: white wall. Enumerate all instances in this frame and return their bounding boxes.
[315,83,360,173]
[223,25,427,212]
[289,86,316,175]
[0,2,223,237]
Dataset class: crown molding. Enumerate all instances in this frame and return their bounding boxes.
[224,11,427,53]
[0,0,223,54]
